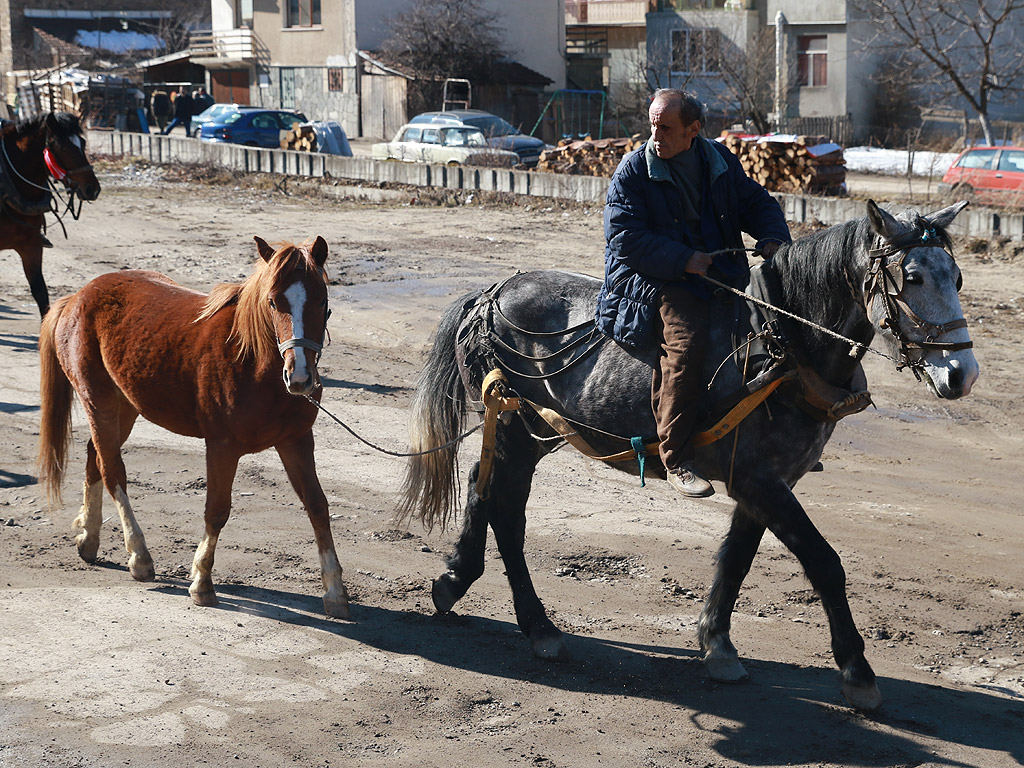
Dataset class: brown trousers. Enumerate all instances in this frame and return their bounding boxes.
[652,282,710,470]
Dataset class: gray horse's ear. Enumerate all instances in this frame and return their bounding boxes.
[866,200,901,240]
[924,200,969,231]
[310,235,328,267]
[254,236,275,262]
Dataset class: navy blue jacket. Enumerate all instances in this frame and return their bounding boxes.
[595,136,791,348]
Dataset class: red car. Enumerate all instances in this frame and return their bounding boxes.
[938,145,1024,207]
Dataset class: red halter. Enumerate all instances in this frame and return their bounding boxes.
[43,147,68,181]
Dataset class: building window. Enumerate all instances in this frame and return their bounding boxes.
[287,0,321,27]
[670,28,722,75]
[327,68,345,92]
[235,0,253,27]
[797,35,827,87]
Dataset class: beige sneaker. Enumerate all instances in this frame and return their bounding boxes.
[667,464,714,498]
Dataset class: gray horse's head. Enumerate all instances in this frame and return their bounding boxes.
[865,200,979,399]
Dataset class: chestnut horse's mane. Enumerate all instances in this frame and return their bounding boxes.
[196,241,328,362]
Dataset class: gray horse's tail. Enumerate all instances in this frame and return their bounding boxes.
[395,291,480,532]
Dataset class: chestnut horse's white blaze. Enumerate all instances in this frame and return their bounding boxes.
[282,280,312,392]
[37,235,349,619]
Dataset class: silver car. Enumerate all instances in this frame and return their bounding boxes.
[372,124,521,168]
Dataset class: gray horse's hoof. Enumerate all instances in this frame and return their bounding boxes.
[530,628,568,661]
[705,654,749,682]
[431,575,461,614]
[842,680,883,711]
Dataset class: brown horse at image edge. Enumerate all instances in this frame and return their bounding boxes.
[36,235,350,618]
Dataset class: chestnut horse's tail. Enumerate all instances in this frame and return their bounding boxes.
[37,295,74,507]
[395,291,481,533]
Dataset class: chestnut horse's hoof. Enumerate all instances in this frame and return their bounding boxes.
[842,680,883,711]
[128,553,155,581]
[74,532,99,564]
[324,587,351,620]
[189,586,218,607]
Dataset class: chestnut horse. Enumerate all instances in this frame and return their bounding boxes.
[1,112,101,316]
[37,236,350,618]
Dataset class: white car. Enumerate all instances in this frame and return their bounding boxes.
[372,124,520,168]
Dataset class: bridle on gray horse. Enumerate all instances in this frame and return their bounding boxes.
[862,225,972,380]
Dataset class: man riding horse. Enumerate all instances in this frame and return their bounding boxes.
[595,89,792,497]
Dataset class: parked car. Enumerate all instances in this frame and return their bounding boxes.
[408,109,548,167]
[199,108,308,148]
[189,103,257,138]
[372,124,521,168]
[938,145,1024,207]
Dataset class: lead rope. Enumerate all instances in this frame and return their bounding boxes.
[304,393,483,458]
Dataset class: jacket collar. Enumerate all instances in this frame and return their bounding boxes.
[644,135,727,186]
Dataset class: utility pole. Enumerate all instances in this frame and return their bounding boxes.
[774,11,785,133]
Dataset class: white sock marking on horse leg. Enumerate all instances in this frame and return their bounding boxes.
[113,486,154,580]
[189,533,219,605]
[319,548,349,618]
[72,480,104,561]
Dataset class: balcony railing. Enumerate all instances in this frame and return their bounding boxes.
[565,0,654,26]
[189,28,256,62]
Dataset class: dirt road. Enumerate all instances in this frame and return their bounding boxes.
[1,164,1022,767]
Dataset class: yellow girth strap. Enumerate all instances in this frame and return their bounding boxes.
[475,367,793,495]
[691,372,795,446]
[476,370,522,499]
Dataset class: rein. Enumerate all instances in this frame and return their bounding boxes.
[0,124,92,226]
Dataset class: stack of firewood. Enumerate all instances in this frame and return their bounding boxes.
[280,123,317,152]
[535,134,643,176]
[718,132,846,194]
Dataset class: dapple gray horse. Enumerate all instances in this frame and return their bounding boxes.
[399,200,978,710]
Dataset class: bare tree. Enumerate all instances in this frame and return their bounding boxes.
[382,0,508,114]
[714,27,779,135]
[854,0,1024,145]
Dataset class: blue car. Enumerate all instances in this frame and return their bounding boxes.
[199,108,308,148]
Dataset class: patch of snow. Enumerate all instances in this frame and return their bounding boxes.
[844,147,959,177]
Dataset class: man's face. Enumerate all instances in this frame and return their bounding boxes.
[648,98,701,160]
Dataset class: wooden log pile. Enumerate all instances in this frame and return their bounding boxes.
[718,132,846,194]
[535,134,643,176]
[280,122,317,152]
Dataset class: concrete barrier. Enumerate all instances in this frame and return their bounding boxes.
[87,130,1020,240]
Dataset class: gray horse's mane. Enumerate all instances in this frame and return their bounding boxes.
[770,207,954,354]
[772,216,870,340]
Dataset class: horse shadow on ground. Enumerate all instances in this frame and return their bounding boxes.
[149,578,1024,767]
[0,470,36,489]
[320,374,410,397]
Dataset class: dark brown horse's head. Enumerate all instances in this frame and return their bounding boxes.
[42,112,101,201]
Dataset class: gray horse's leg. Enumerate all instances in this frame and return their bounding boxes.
[432,461,490,613]
[739,479,881,710]
[698,504,765,682]
[486,452,565,660]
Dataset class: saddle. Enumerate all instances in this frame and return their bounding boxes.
[454,269,872,490]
